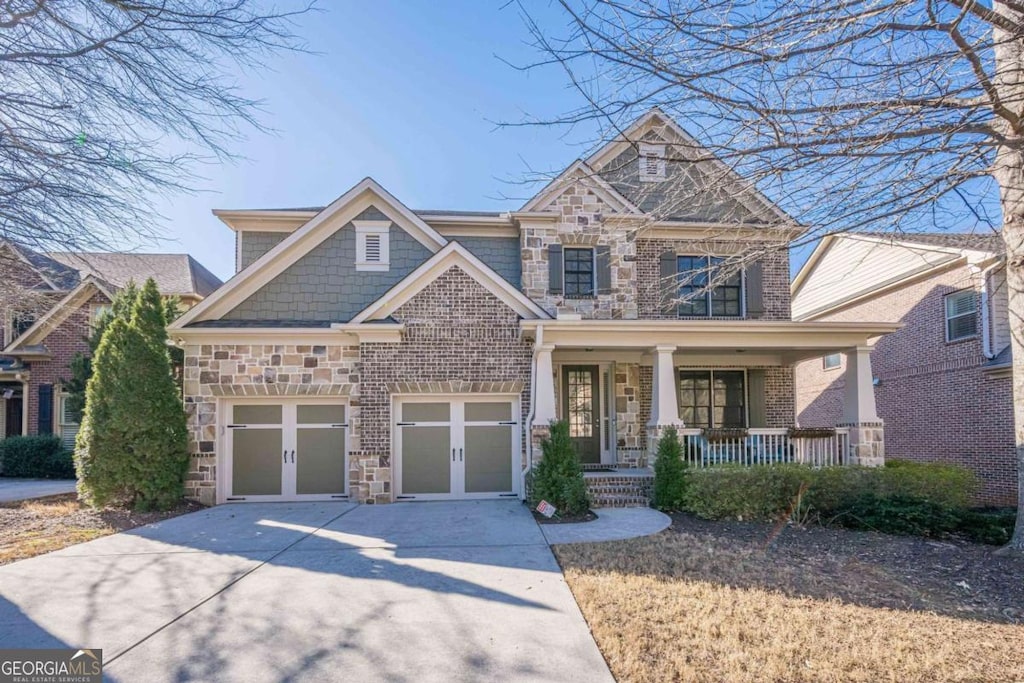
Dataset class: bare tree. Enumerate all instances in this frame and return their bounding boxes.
[513,0,1024,552]
[0,0,311,258]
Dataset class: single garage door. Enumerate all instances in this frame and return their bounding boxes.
[395,397,519,501]
[224,400,348,502]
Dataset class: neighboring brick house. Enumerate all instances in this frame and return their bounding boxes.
[0,244,222,447]
[169,108,897,506]
[792,232,1015,505]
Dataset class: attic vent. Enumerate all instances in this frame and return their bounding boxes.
[354,220,391,272]
[639,142,666,182]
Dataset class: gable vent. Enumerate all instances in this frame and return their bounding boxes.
[354,219,391,272]
[364,233,382,262]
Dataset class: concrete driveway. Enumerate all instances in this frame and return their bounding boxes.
[0,478,77,502]
[0,501,612,682]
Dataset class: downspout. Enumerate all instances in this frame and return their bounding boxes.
[522,324,543,499]
[978,262,999,360]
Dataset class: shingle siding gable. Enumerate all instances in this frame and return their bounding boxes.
[450,236,521,288]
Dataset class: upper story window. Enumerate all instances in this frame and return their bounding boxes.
[639,142,666,182]
[89,304,112,330]
[563,247,596,298]
[354,220,391,272]
[945,289,977,342]
[823,353,841,370]
[6,310,36,342]
[677,255,743,318]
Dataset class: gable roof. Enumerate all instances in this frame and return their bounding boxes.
[44,252,222,298]
[0,241,80,291]
[520,159,642,213]
[791,231,1003,320]
[2,276,117,353]
[351,241,551,323]
[578,107,797,225]
[171,177,449,329]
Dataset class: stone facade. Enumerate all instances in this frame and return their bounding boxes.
[182,343,360,505]
[521,187,639,319]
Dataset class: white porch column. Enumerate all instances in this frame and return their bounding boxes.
[648,345,681,427]
[842,346,879,424]
[533,343,557,424]
[840,346,884,466]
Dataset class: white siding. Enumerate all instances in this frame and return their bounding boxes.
[793,237,959,319]
[989,267,1011,353]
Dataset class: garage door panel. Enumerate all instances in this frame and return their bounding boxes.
[464,425,513,493]
[232,428,283,496]
[296,428,346,495]
[464,401,513,422]
[297,404,346,425]
[401,402,450,422]
[233,404,282,425]
[401,426,451,494]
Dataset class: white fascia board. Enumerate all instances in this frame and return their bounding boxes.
[4,277,112,352]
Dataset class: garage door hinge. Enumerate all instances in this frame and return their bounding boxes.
[330,423,348,428]
[499,493,518,497]
[396,422,414,426]
[227,424,246,429]
[226,497,246,501]
[396,495,416,500]
[499,421,518,425]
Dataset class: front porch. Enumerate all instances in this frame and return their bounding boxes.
[523,319,899,481]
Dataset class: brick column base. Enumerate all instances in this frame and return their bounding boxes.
[839,421,885,467]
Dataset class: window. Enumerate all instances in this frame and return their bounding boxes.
[678,370,746,429]
[354,220,391,271]
[945,289,977,341]
[7,311,35,341]
[563,247,596,298]
[823,353,841,370]
[677,255,743,317]
[57,391,80,449]
[639,142,666,182]
[89,304,112,329]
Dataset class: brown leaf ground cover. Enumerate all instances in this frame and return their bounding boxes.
[0,494,203,565]
[554,512,1024,683]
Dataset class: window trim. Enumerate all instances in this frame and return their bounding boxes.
[677,368,749,429]
[944,289,978,343]
[639,142,667,182]
[56,390,80,449]
[676,255,746,319]
[354,220,391,272]
[562,246,597,299]
[823,353,842,371]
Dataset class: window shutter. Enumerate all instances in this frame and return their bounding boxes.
[747,370,767,428]
[745,260,765,318]
[37,384,53,435]
[596,245,612,294]
[659,251,677,311]
[548,244,564,295]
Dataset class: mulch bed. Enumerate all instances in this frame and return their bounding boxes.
[669,512,1024,624]
[531,508,599,524]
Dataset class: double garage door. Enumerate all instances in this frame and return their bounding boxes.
[224,400,349,502]
[395,397,519,501]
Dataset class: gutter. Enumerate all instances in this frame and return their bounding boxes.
[978,262,1000,360]
[522,324,543,500]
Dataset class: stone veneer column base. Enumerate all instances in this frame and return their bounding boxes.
[530,425,551,465]
[839,421,885,467]
[645,424,680,469]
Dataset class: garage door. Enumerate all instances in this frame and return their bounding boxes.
[395,397,519,501]
[224,400,348,502]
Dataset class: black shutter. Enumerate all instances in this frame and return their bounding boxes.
[37,384,53,435]
[659,251,678,312]
[595,245,612,294]
[548,244,564,295]
[746,260,765,318]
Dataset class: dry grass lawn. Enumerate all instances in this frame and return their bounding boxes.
[555,529,1024,683]
[0,494,202,565]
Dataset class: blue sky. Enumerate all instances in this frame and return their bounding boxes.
[152,1,599,281]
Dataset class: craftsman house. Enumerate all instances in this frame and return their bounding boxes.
[169,108,897,506]
[0,244,222,448]
[792,232,1015,505]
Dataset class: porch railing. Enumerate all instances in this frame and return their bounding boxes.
[677,427,850,468]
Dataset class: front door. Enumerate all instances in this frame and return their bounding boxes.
[225,401,348,502]
[5,397,22,438]
[562,365,601,464]
[395,397,519,501]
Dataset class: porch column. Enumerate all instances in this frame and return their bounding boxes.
[530,343,557,465]
[839,346,884,466]
[647,345,681,466]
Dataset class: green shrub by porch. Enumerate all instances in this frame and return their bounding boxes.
[0,436,75,479]
[529,420,591,516]
[75,279,189,511]
[652,427,688,511]
[682,460,983,540]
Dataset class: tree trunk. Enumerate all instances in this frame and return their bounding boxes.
[993,4,1024,553]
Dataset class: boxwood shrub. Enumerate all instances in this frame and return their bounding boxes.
[681,460,995,541]
[0,435,76,479]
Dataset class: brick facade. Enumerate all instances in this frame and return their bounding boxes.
[795,263,1016,505]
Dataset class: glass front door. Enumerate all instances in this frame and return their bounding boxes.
[562,366,601,464]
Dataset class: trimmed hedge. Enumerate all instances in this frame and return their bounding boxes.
[681,460,1000,542]
[0,436,76,479]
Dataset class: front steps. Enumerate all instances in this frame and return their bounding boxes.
[584,468,654,508]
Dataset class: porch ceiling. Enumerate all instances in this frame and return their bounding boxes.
[521,319,902,364]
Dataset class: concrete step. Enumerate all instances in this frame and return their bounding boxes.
[590,495,652,508]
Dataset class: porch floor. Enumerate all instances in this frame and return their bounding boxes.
[583,468,652,479]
